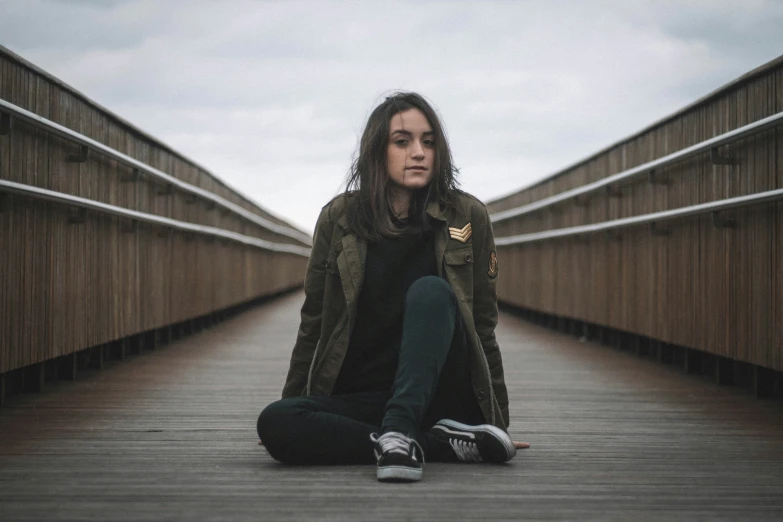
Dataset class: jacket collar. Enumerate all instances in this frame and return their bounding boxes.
[335,199,448,231]
[425,199,448,222]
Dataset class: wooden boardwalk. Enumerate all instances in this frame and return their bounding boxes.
[1,292,782,521]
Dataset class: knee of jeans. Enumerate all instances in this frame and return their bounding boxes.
[406,275,455,309]
[257,399,298,461]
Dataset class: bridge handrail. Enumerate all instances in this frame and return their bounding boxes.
[494,185,783,245]
[489,110,783,224]
[0,178,311,257]
[0,98,312,246]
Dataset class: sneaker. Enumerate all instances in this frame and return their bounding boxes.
[370,431,424,482]
[428,419,516,463]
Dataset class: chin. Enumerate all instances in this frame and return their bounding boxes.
[406,181,432,191]
[390,174,433,192]
[406,175,434,189]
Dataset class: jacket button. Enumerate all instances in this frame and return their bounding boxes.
[464,253,472,262]
[477,390,485,399]
[323,260,330,268]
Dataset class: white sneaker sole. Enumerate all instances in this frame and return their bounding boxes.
[377,465,423,482]
[434,419,517,462]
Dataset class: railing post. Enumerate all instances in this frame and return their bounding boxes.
[634,336,647,357]
[159,325,171,345]
[613,330,625,351]
[60,353,78,381]
[656,341,673,364]
[716,357,734,385]
[754,367,776,398]
[598,326,608,345]
[117,339,127,360]
[128,335,141,355]
[23,363,46,393]
[685,348,702,374]
[146,330,157,351]
[89,345,104,370]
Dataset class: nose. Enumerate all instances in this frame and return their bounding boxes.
[410,140,425,159]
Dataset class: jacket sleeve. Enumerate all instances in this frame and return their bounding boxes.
[472,203,510,426]
[281,204,334,398]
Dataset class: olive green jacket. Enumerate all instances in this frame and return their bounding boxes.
[281,191,510,430]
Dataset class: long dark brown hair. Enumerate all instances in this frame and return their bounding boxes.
[344,92,459,241]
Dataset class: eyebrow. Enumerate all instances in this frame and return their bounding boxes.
[390,129,435,137]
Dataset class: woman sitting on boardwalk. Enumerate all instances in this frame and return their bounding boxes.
[258,92,525,482]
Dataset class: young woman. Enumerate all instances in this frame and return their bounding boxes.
[258,92,524,482]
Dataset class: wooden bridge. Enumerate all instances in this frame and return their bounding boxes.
[1,47,783,520]
[2,293,783,520]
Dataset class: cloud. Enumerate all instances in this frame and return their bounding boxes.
[2,0,782,231]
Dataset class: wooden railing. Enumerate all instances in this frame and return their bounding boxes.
[0,47,309,397]
[487,54,783,379]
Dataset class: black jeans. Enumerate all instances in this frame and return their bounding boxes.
[257,276,484,464]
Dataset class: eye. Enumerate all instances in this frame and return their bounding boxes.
[423,139,435,147]
[394,138,408,146]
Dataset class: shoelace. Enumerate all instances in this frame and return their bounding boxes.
[371,432,425,464]
[447,438,484,462]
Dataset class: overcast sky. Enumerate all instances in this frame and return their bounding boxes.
[2,0,783,232]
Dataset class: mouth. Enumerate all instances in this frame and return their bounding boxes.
[406,166,428,172]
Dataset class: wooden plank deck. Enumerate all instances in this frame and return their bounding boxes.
[1,291,782,521]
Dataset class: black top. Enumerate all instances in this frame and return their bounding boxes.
[332,218,437,394]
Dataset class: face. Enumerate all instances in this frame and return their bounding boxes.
[386,108,436,194]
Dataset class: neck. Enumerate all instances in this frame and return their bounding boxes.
[389,187,411,219]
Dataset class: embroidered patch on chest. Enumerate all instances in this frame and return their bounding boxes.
[449,223,472,243]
